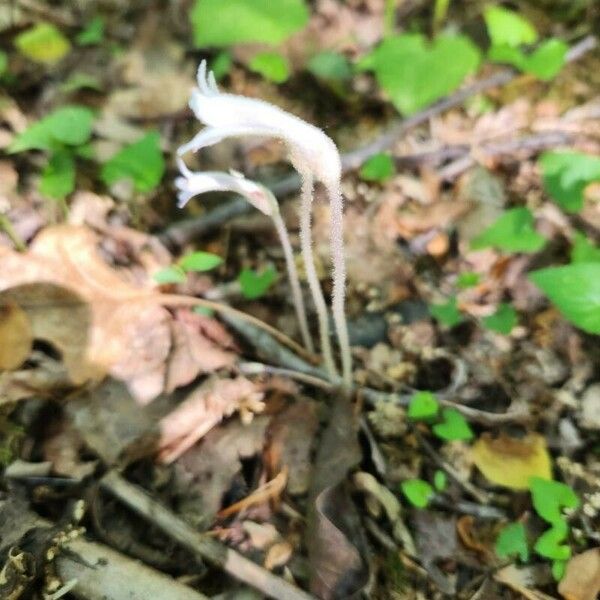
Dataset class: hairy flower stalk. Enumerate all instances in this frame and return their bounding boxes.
[175,163,314,354]
[177,60,352,387]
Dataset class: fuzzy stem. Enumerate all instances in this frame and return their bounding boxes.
[272,212,315,354]
[298,173,338,380]
[327,185,352,389]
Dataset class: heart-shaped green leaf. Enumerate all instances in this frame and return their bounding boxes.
[357,34,480,115]
[433,408,473,441]
[482,303,518,335]
[401,479,434,508]
[408,391,440,420]
[178,251,223,273]
[529,477,580,524]
[534,520,571,561]
[471,207,546,253]
[529,263,600,334]
[239,266,277,299]
[495,522,529,562]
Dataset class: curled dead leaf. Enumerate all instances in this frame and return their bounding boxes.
[472,433,552,490]
[559,548,600,600]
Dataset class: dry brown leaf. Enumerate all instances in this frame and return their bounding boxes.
[158,376,265,464]
[559,548,600,600]
[264,541,293,571]
[472,433,552,490]
[0,299,31,370]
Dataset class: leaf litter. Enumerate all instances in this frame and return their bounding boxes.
[1,2,600,600]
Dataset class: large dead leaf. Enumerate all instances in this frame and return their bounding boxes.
[472,433,552,490]
[559,548,600,600]
[0,225,236,404]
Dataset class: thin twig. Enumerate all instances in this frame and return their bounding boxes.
[158,35,596,250]
[100,471,316,600]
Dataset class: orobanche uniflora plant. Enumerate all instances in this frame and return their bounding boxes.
[177,60,352,387]
[175,160,313,354]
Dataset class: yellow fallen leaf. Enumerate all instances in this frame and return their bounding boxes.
[559,548,600,600]
[472,433,552,489]
[15,23,71,64]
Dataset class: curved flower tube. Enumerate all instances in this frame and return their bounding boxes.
[178,60,351,387]
[175,162,314,354]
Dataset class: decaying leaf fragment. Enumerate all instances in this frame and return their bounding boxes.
[472,433,552,489]
[559,548,600,600]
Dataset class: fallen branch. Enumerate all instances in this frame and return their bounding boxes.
[158,35,597,249]
[100,470,316,600]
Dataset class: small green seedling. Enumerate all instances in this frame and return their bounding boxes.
[482,303,517,335]
[76,16,105,46]
[495,522,529,562]
[359,153,395,182]
[101,131,165,193]
[457,272,480,289]
[432,408,473,441]
[154,251,223,284]
[534,519,571,562]
[471,208,546,253]
[238,266,278,300]
[249,51,290,84]
[529,477,579,525]
[433,470,447,492]
[15,22,71,64]
[539,151,600,213]
[429,296,463,327]
[408,391,439,420]
[401,479,434,508]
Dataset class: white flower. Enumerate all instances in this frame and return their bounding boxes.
[178,61,342,190]
[176,161,314,354]
[177,61,351,387]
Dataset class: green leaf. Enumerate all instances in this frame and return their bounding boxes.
[101,131,165,193]
[489,39,568,81]
[471,207,546,253]
[552,559,567,581]
[495,522,529,562]
[457,272,480,289]
[154,266,186,284]
[529,477,580,524]
[190,0,309,47]
[178,251,223,272]
[39,149,76,199]
[9,106,95,153]
[484,6,537,48]
[571,232,600,264]
[238,266,277,299]
[401,479,434,508]
[483,303,517,335]
[307,51,352,81]
[529,263,600,334]
[0,51,8,76]
[430,296,463,327]
[433,470,447,492]
[357,34,480,115]
[15,23,71,64]
[534,520,571,561]
[359,153,395,182]
[60,73,103,93]
[76,16,105,46]
[249,51,290,84]
[408,391,440,420]
[211,52,232,81]
[522,39,568,80]
[433,408,473,441]
[539,151,600,213]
